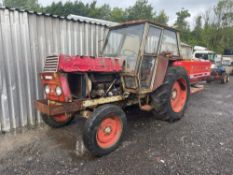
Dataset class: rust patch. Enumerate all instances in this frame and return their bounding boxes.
[35,100,82,116]
[152,54,169,91]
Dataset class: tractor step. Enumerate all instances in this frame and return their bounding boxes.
[190,84,204,94]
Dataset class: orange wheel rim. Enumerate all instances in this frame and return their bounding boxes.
[53,114,69,122]
[96,116,122,149]
[170,78,187,113]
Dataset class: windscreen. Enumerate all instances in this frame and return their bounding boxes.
[102,24,145,72]
[224,49,233,55]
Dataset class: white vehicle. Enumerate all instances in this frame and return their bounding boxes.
[193,46,216,62]
[224,49,233,58]
[222,56,233,74]
[222,57,232,66]
[222,49,233,65]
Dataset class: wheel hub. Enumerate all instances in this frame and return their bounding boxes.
[170,78,188,113]
[172,89,177,99]
[96,116,123,149]
[104,126,112,134]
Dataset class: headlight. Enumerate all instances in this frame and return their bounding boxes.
[55,86,62,96]
[45,85,50,94]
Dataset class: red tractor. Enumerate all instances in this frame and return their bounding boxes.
[36,20,211,156]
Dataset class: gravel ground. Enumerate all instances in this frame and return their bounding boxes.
[0,79,233,175]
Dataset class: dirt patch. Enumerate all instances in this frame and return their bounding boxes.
[0,80,233,175]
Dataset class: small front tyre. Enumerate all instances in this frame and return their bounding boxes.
[83,104,127,156]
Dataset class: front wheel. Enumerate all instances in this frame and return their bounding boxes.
[41,113,75,128]
[83,104,127,156]
[150,66,190,122]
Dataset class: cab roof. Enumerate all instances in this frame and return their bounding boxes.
[110,20,179,32]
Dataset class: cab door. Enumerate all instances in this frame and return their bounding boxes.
[138,25,162,92]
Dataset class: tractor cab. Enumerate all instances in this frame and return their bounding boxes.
[101,20,181,94]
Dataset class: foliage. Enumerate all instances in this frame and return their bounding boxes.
[154,10,169,25]
[124,0,155,21]
[173,8,191,42]
[3,0,233,54]
[110,7,126,22]
[174,8,191,31]
[3,0,40,11]
[173,0,233,54]
[199,0,233,53]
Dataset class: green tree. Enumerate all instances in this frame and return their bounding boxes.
[193,0,233,53]
[174,8,191,31]
[3,0,40,11]
[203,0,233,53]
[125,0,155,21]
[92,4,112,20]
[154,10,169,25]
[110,7,125,22]
[191,15,204,46]
[194,15,202,32]
[43,1,90,17]
[43,1,112,20]
[174,8,191,42]
[214,0,233,27]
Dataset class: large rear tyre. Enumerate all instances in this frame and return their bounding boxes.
[83,104,127,157]
[41,113,75,128]
[150,66,190,122]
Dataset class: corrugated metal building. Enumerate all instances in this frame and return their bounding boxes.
[0,7,116,132]
[180,42,193,59]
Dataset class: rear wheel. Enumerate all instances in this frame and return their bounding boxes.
[83,104,127,156]
[150,66,190,122]
[41,113,75,128]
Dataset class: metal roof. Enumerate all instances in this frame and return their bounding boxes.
[181,42,192,48]
[0,6,115,27]
[67,14,118,27]
[109,19,179,32]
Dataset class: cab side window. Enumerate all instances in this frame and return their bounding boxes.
[160,30,179,56]
[145,27,161,54]
[139,26,162,89]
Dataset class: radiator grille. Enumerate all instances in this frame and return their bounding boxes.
[43,56,59,72]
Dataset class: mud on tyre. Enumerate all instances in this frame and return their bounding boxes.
[150,66,190,122]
